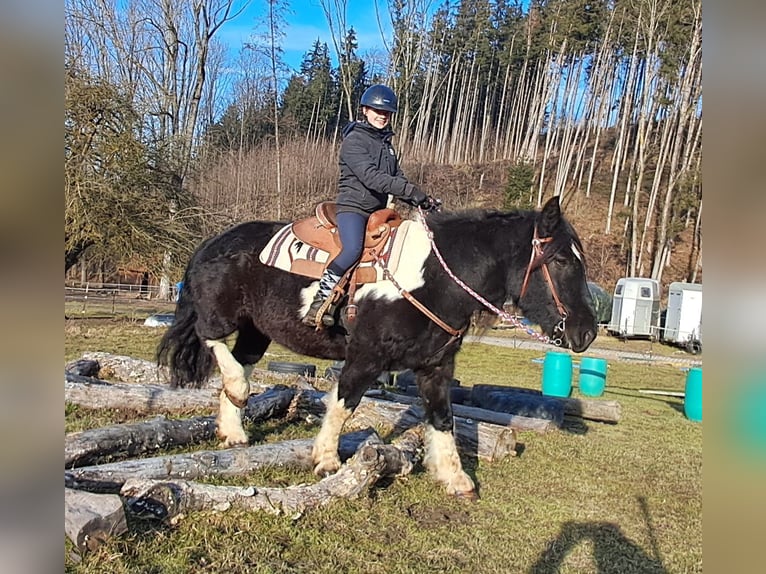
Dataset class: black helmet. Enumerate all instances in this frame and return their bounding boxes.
[360,84,398,113]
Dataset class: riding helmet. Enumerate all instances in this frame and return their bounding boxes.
[360,84,398,113]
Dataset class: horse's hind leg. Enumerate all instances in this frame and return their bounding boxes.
[312,358,380,476]
[416,359,476,498]
[206,326,270,447]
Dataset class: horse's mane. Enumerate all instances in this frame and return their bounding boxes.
[427,206,586,268]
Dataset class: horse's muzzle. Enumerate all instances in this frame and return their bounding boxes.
[567,326,597,353]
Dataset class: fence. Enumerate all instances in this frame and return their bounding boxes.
[64,283,177,318]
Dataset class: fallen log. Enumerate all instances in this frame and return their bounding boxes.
[65,385,301,467]
[65,374,298,416]
[65,372,220,413]
[76,352,317,388]
[347,398,517,461]
[65,429,380,493]
[120,428,424,519]
[66,415,218,468]
[374,390,556,433]
[471,384,621,423]
[64,488,128,552]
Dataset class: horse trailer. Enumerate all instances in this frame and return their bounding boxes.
[607,277,661,340]
[662,282,702,354]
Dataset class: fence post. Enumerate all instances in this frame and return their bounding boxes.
[82,283,89,314]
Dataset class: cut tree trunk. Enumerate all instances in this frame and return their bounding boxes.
[347,398,517,461]
[471,384,621,423]
[65,415,218,468]
[120,427,424,519]
[65,429,380,494]
[64,375,298,417]
[373,390,556,433]
[65,384,300,467]
[64,488,128,552]
[65,372,221,413]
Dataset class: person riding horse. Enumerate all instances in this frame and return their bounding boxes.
[302,84,439,327]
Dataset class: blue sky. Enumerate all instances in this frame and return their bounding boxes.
[218,1,396,73]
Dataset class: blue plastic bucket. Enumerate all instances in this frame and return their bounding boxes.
[578,357,608,397]
[542,351,573,397]
[684,367,703,421]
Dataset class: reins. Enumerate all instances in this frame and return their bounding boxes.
[411,207,568,347]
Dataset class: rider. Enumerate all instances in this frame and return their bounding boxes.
[303,84,438,327]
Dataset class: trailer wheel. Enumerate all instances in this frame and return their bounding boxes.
[686,340,702,355]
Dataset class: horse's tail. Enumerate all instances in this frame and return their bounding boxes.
[157,283,213,389]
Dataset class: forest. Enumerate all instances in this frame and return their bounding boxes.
[64,0,702,298]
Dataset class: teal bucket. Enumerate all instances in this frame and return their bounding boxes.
[578,357,608,397]
[684,367,703,422]
[542,351,573,397]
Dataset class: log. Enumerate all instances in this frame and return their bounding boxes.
[120,428,423,519]
[65,385,298,467]
[470,390,565,426]
[65,415,218,468]
[64,429,380,493]
[347,398,517,461]
[64,488,128,552]
[78,351,178,386]
[65,372,220,413]
[471,384,621,423]
[375,390,556,433]
[77,351,318,388]
[65,374,298,416]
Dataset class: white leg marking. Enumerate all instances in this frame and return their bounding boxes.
[312,385,352,476]
[424,424,475,495]
[206,339,250,447]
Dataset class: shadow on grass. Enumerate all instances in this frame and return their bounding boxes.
[529,521,666,574]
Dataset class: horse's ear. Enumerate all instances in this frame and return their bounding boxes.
[539,196,562,235]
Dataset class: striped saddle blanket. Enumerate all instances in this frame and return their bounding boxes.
[258,219,418,285]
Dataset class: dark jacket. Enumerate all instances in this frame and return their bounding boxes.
[336,121,417,215]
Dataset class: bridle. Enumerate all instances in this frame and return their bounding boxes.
[519,225,569,321]
[369,209,570,347]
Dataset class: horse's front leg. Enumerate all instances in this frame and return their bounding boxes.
[312,360,377,476]
[416,361,476,498]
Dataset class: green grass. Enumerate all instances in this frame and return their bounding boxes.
[65,318,701,573]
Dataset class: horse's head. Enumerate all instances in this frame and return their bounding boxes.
[516,197,597,353]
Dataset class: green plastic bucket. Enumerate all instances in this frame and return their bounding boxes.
[684,367,702,421]
[542,351,573,397]
[578,357,608,397]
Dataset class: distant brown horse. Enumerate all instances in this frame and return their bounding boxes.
[158,197,596,498]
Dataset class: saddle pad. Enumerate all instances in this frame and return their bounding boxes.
[259,219,419,283]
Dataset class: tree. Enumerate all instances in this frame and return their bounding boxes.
[65,66,198,274]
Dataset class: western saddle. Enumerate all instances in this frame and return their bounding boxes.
[291,202,403,285]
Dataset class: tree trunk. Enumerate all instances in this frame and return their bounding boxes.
[65,429,380,494]
[65,488,128,552]
[119,428,423,519]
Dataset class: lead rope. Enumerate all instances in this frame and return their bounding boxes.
[415,207,563,347]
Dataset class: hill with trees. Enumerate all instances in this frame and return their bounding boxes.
[65,0,701,299]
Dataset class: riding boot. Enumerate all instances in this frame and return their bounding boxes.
[302,269,342,327]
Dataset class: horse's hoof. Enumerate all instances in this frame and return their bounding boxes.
[217,428,249,448]
[313,456,341,477]
[220,437,249,448]
[453,489,480,502]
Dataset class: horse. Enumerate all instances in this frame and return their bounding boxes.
[157,196,597,498]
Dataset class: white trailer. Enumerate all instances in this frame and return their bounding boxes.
[607,277,661,340]
[662,282,702,354]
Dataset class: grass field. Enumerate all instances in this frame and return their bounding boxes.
[65,317,702,573]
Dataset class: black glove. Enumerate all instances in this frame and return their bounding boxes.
[405,184,440,212]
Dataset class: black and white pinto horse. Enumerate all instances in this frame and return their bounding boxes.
[158,197,597,497]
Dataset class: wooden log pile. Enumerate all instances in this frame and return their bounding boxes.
[64,353,621,551]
